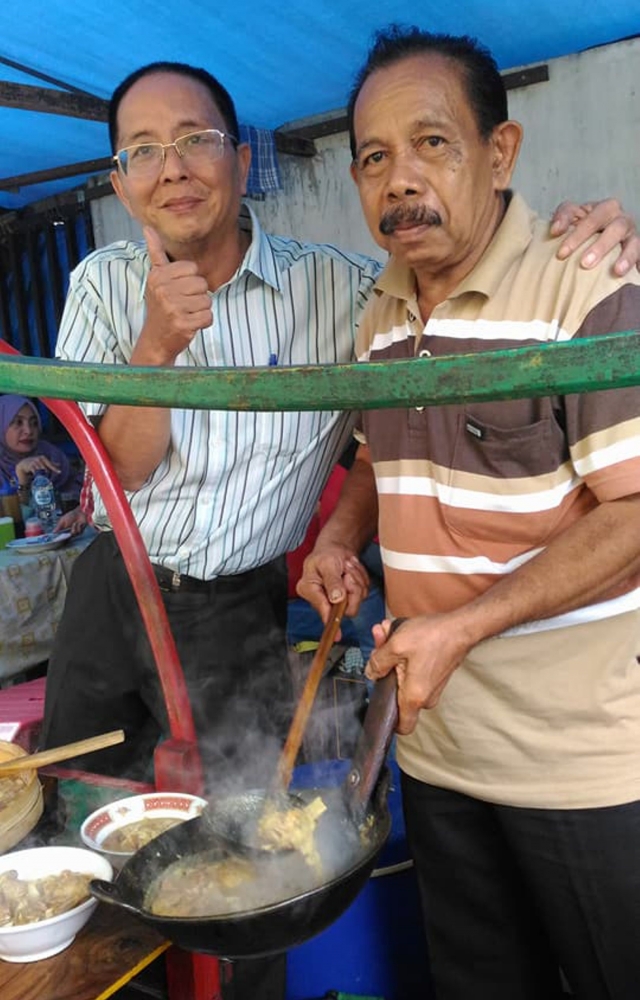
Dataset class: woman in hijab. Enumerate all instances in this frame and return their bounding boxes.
[0,394,84,531]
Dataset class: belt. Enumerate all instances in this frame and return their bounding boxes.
[152,564,211,593]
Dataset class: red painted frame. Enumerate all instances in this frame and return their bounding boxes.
[0,340,222,999]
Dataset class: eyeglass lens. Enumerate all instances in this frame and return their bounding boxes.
[118,129,229,176]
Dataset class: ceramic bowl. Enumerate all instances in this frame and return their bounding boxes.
[80,791,208,868]
[0,845,113,962]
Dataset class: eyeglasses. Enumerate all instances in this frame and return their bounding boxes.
[113,128,239,178]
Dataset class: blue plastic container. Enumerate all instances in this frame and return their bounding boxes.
[286,760,433,1000]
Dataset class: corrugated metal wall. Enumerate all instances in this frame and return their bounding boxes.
[0,204,94,357]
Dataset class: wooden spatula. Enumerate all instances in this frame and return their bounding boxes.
[273,595,349,793]
[0,729,125,776]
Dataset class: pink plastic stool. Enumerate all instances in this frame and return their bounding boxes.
[0,676,46,751]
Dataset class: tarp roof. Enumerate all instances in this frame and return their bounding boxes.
[1,1,638,210]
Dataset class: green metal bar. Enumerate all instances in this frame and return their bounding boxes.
[0,329,638,411]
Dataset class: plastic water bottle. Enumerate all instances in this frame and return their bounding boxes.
[31,472,59,535]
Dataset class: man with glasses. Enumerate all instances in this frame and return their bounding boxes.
[41,62,381,799]
[42,60,638,796]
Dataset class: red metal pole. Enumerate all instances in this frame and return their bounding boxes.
[165,947,224,1000]
[0,341,203,794]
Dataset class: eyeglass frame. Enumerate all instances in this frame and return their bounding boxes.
[112,128,240,177]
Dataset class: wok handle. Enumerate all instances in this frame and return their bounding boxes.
[90,878,143,917]
[345,617,407,821]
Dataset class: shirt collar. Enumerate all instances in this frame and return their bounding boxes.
[139,201,283,299]
[374,192,536,306]
[236,203,282,293]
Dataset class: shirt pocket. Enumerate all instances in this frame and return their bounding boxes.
[441,406,569,544]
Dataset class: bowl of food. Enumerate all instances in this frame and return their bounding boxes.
[0,845,113,962]
[80,792,208,868]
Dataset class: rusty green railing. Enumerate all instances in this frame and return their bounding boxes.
[0,329,639,410]
[0,329,637,797]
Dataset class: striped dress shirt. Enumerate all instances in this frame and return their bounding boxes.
[56,206,380,579]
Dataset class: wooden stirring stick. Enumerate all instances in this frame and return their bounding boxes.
[0,730,125,776]
[273,595,349,793]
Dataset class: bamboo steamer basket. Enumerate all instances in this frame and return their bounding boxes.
[0,740,43,854]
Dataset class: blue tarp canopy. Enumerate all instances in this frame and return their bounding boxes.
[0,1,638,209]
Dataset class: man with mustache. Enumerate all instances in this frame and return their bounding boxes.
[298,26,640,1000]
[380,202,443,235]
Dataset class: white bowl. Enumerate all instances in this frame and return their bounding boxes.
[0,845,113,962]
[80,792,208,868]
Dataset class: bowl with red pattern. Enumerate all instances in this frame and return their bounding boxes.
[80,792,208,868]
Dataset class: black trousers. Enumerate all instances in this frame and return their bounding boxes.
[41,532,293,794]
[402,773,640,1000]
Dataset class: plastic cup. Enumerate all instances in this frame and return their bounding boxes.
[0,516,15,550]
[24,518,45,539]
[0,491,21,522]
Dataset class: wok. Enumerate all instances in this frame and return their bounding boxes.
[90,768,391,958]
[90,633,403,959]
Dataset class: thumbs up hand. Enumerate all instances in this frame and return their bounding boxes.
[138,225,213,364]
[144,225,172,268]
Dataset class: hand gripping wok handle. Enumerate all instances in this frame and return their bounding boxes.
[346,617,407,820]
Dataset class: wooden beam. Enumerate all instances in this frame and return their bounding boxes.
[502,63,550,90]
[0,144,323,191]
[278,115,347,143]
[0,156,112,192]
[0,81,108,121]
[0,56,95,97]
[277,64,550,141]
[0,81,316,159]
[273,131,316,157]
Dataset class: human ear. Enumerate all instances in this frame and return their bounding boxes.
[236,143,252,197]
[491,120,523,191]
[110,170,135,218]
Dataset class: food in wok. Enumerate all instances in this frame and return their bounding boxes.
[257,795,327,871]
[0,869,92,926]
[147,854,256,916]
[146,843,337,918]
[145,786,379,919]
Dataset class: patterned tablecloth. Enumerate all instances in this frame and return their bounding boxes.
[0,528,97,681]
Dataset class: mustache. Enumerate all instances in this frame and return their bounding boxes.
[379,204,442,236]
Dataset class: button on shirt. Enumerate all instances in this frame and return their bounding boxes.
[56,206,380,579]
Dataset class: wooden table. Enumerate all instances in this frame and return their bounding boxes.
[0,903,169,1000]
[0,770,223,1000]
[0,770,169,999]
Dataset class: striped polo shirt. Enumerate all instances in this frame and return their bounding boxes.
[56,205,379,579]
[357,192,640,633]
[356,192,640,808]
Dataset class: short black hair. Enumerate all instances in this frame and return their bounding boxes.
[347,25,508,159]
[109,61,240,153]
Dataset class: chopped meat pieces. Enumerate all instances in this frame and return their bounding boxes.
[0,869,92,926]
[257,796,327,873]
